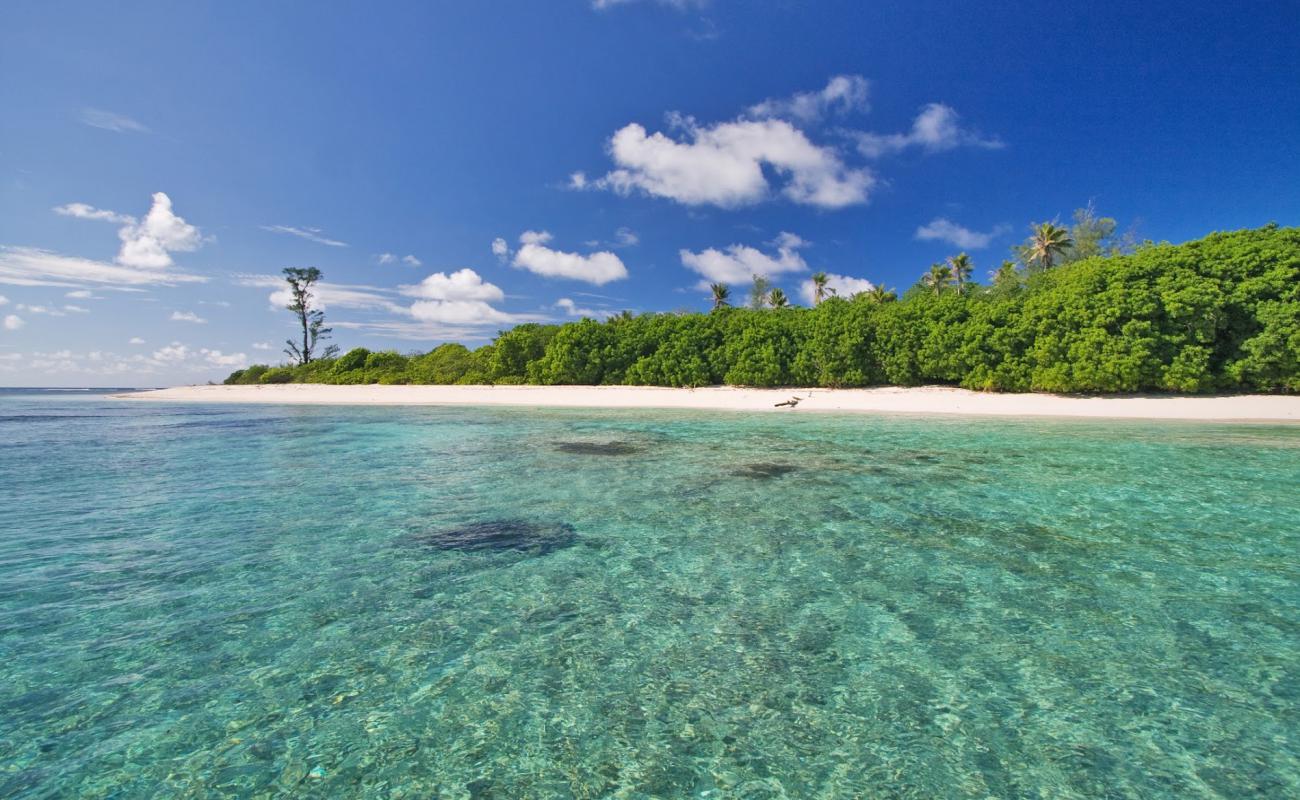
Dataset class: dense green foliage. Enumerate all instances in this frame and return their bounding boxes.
[226,225,1300,393]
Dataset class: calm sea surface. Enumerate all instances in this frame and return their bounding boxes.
[1,388,1297,798]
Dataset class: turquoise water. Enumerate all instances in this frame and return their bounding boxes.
[2,390,1298,799]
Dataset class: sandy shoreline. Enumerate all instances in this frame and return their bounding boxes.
[115,384,1300,422]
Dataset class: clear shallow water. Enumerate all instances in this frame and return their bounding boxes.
[1,390,1298,799]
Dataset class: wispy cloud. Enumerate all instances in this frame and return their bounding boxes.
[915,218,1011,250]
[853,104,1003,158]
[260,225,348,247]
[747,75,870,123]
[0,246,205,288]
[170,310,206,323]
[79,108,149,134]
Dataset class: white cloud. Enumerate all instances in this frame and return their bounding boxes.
[252,342,271,350]
[129,337,145,345]
[260,225,348,247]
[3,314,23,330]
[0,246,206,288]
[491,237,510,262]
[0,295,7,306]
[588,116,872,209]
[747,75,870,122]
[914,218,1010,250]
[65,289,95,299]
[152,342,190,362]
[679,231,808,287]
[554,298,608,318]
[64,304,89,313]
[568,172,588,189]
[238,274,402,313]
[79,108,149,134]
[590,115,873,209]
[401,268,504,303]
[53,202,134,224]
[116,193,203,268]
[799,273,874,304]
[408,300,522,326]
[512,231,629,285]
[170,311,206,324]
[854,103,1003,158]
[200,348,248,368]
[376,253,396,265]
[613,227,639,247]
[402,255,422,267]
[375,252,421,267]
[17,303,65,316]
[592,0,703,9]
[50,192,205,271]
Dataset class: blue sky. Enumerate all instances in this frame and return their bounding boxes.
[1,0,1296,385]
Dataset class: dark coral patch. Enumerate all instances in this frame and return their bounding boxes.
[731,462,799,479]
[413,519,577,555]
[554,441,644,456]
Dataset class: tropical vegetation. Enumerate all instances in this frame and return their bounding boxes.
[225,223,1300,393]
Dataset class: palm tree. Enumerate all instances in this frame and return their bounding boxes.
[922,263,952,296]
[768,287,790,308]
[866,285,896,303]
[748,275,772,309]
[710,283,730,310]
[990,260,1020,291]
[1025,221,1074,271]
[810,271,830,305]
[947,253,973,295]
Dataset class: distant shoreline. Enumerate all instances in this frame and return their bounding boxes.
[116,384,1300,422]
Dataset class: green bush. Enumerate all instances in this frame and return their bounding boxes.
[224,225,1300,394]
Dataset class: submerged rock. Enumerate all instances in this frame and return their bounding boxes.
[414,519,577,555]
[554,441,643,456]
[731,462,799,479]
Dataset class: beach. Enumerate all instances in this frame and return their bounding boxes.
[118,384,1300,421]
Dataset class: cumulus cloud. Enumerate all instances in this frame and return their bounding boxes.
[512,231,629,285]
[51,192,205,271]
[854,103,1003,158]
[0,295,7,306]
[747,75,870,122]
[585,115,872,209]
[116,193,203,268]
[915,218,1010,250]
[129,337,145,345]
[79,108,149,134]
[491,237,510,262]
[400,268,505,303]
[260,225,348,247]
[170,311,206,323]
[679,232,808,288]
[799,273,874,304]
[3,314,23,330]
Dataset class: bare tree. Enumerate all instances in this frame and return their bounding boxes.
[282,267,338,365]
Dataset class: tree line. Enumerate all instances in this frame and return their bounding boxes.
[227,222,1300,393]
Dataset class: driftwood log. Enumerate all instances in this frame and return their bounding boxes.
[774,397,801,408]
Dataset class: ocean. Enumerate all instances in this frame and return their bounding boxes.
[2,388,1297,798]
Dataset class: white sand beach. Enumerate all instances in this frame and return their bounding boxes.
[117,384,1300,422]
